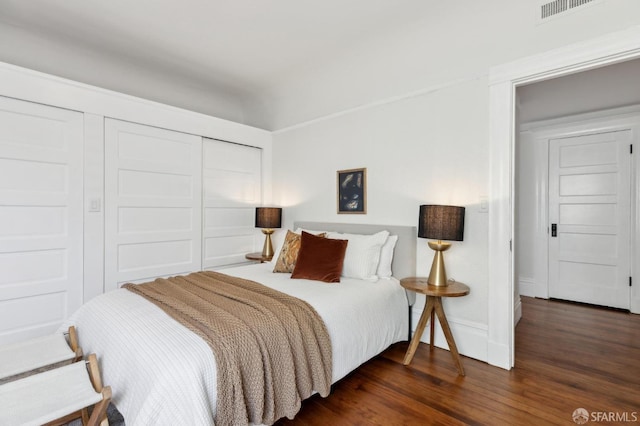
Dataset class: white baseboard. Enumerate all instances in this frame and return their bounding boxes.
[518,277,537,297]
[487,340,512,370]
[514,296,522,326]
[411,307,489,363]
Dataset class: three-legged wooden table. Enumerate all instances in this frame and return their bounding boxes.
[400,277,470,375]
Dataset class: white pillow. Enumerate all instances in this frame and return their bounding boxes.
[268,230,287,264]
[376,234,398,279]
[327,230,389,281]
[294,228,326,235]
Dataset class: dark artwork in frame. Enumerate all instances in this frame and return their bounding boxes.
[337,168,366,214]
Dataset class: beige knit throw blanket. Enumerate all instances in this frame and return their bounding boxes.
[123,271,332,426]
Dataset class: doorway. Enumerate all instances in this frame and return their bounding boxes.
[487,27,640,369]
[516,113,636,311]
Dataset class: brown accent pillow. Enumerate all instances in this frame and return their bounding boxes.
[291,231,348,283]
[273,230,325,273]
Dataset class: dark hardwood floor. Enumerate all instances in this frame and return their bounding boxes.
[276,296,640,425]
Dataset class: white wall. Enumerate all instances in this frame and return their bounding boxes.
[516,129,549,299]
[517,58,640,123]
[262,1,640,130]
[273,78,491,361]
[272,2,640,363]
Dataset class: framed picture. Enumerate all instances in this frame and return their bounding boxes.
[337,168,367,214]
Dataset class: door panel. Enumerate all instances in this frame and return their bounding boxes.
[105,119,202,290]
[548,131,631,309]
[202,139,261,269]
[0,96,83,344]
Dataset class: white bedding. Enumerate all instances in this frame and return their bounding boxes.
[62,262,409,425]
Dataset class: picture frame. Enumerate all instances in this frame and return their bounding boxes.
[337,167,367,214]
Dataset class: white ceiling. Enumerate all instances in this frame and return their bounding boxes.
[0,0,433,127]
[2,1,640,130]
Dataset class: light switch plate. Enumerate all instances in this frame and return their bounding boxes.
[89,198,101,212]
[479,196,488,213]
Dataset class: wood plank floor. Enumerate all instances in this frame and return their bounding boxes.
[276,296,640,425]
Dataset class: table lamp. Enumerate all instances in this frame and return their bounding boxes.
[418,204,465,287]
[255,207,282,258]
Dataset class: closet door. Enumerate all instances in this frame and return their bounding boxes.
[203,139,262,268]
[105,119,202,290]
[0,96,83,344]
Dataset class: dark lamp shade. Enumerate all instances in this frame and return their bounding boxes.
[418,205,465,241]
[255,207,282,229]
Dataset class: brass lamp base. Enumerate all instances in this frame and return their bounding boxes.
[261,229,275,258]
[427,241,451,286]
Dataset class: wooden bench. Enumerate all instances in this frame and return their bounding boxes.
[0,353,111,426]
[0,326,82,384]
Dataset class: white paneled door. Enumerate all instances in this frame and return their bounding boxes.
[0,96,84,344]
[548,130,632,309]
[203,139,262,269]
[105,119,202,290]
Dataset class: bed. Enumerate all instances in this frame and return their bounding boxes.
[62,222,416,425]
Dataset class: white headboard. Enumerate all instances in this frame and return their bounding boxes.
[293,221,417,281]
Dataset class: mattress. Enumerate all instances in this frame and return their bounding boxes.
[62,262,409,425]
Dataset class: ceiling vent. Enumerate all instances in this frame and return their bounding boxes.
[538,0,603,22]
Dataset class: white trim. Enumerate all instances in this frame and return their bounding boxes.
[521,104,640,132]
[518,277,538,298]
[514,297,522,326]
[634,122,640,315]
[272,74,485,134]
[410,306,489,363]
[83,113,106,301]
[490,26,640,86]
[0,61,270,147]
[489,24,640,370]
[487,340,511,370]
[488,81,515,370]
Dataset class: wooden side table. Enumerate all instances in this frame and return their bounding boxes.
[400,277,470,375]
[245,252,272,263]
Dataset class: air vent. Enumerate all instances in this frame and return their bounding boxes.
[539,0,602,21]
[569,0,595,7]
[541,0,568,19]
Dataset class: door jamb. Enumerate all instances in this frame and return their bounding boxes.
[488,26,640,370]
[519,107,640,304]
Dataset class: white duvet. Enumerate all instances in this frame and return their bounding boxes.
[62,263,409,425]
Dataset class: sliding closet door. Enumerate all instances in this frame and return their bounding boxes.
[0,96,83,344]
[203,139,262,268]
[105,119,202,291]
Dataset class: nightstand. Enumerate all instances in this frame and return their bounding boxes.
[245,252,272,263]
[400,277,470,375]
